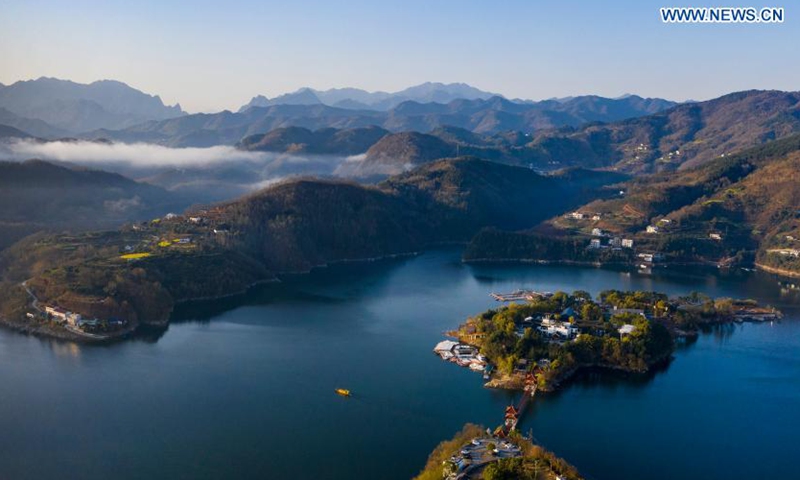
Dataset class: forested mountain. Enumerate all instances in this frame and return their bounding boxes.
[464,133,800,275]
[0,158,623,325]
[238,125,389,154]
[525,90,800,173]
[0,160,185,250]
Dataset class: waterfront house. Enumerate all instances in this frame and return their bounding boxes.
[434,340,458,354]
[45,306,68,323]
[637,252,663,263]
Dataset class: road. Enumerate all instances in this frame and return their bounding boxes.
[21,280,42,313]
[447,437,522,479]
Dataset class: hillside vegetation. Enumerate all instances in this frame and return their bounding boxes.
[465,133,800,275]
[0,158,621,331]
[0,159,186,250]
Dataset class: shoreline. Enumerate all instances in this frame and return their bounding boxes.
[755,262,800,279]
[0,314,137,344]
[2,250,424,344]
[465,255,800,281]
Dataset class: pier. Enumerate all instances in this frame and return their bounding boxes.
[491,289,552,302]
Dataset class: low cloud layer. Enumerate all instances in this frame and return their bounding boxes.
[0,139,358,204]
[4,139,266,167]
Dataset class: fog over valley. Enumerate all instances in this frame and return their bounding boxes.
[0,139,359,203]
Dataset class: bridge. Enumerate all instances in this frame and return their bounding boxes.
[499,372,538,434]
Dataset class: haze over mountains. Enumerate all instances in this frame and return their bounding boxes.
[238,82,502,111]
[0,78,184,134]
[0,78,677,145]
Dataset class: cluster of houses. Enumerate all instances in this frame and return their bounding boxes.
[434,340,489,374]
[588,232,634,250]
[45,306,89,327]
[43,305,125,331]
[772,248,800,258]
[535,315,579,339]
[518,308,639,342]
[567,211,604,221]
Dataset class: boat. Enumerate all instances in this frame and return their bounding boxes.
[335,388,351,397]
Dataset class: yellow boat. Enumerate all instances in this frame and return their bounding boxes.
[335,388,351,397]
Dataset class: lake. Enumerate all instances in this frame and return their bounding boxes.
[1,249,798,479]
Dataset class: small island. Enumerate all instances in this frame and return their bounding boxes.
[436,289,781,392]
[414,424,583,480]
[421,289,780,479]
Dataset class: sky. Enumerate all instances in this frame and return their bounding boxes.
[0,0,797,112]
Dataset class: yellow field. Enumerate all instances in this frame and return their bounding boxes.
[120,252,152,260]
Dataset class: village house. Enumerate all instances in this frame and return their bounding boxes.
[609,237,622,248]
[709,233,723,241]
[646,225,660,234]
[621,238,634,248]
[592,228,604,237]
[568,212,585,220]
[589,239,601,249]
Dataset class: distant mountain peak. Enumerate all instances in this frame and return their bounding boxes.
[0,77,185,134]
[239,82,500,112]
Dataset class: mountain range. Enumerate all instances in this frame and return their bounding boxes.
[0,77,184,134]
[238,82,501,111]
[234,90,800,177]
[80,93,677,147]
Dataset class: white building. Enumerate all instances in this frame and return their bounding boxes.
[434,340,458,354]
[589,239,601,249]
[539,317,578,339]
[646,225,659,234]
[622,238,634,248]
[592,228,604,237]
[618,324,637,336]
[568,212,585,220]
[637,252,663,263]
[709,233,723,241]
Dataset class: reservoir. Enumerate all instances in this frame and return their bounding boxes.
[0,249,798,479]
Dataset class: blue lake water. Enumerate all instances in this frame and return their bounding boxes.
[0,249,798,479]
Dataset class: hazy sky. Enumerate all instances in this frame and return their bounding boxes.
[1,0,797,112]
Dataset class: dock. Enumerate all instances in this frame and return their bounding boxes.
[490,290,552,302]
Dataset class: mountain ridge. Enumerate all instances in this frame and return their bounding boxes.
[0,77,185,134]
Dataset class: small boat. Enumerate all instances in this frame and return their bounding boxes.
[335,388,351,397]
